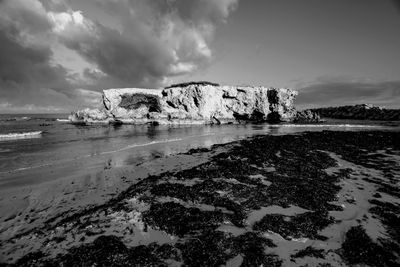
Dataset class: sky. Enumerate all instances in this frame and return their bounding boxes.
[0,0,399,113]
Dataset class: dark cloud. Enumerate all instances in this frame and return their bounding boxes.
[391,0,400,14]
[59,21,176,87]
[0,27,70,91]
[0,4,74,110]
[296,79,400,109]
[2,0,52,34]
[0,0,239,112]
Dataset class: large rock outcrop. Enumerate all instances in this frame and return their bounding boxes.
[311,104,400,121]
[292,109,321,123]
[69,83,300,124]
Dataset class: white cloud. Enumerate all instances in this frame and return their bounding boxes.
[49,0,238,87]
[170,62,197,75]
[48,10,94,34]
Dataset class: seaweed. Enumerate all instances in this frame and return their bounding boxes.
[150,181,249,227]
[177,231,279,267]
[177,230,235,266]
[340,225,397,266]
[11,236,178,267]
[369,199,400,248]
[253,211,333,240]
[6,252,48,267]
[291,246,325,259]
[232,232,281,267]
[142,202,223,237]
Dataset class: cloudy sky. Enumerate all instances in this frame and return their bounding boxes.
[0,0,399,113]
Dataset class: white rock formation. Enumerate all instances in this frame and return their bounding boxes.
[69,83,299,124]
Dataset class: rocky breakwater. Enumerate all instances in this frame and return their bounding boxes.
[312,104,400,121]
[69,82,301,124]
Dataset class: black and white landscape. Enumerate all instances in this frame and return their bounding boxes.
[1,1,400,266]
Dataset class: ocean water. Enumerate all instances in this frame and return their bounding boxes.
[1,114,399,188]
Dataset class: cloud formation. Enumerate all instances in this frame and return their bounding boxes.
[0,0,75,112]
[0,0,239,112]
[53,0,239,86]
[296,78,400,109]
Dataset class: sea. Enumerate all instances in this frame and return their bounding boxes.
[1,113,399,189]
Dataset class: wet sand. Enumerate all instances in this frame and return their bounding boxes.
[1,131,400,266]
[0,144,230,246]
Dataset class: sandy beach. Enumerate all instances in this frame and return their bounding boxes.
[0,143,228,254]
[1,130,399,266]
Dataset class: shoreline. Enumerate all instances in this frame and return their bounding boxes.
[1,130,400,266]
[0,143,232,246]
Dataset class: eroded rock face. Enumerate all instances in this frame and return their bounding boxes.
[69,84,299,124]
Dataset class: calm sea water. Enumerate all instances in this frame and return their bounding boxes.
[1,113,399,188]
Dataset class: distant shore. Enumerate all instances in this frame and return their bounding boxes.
[1,130,399,266]
[311,104,400,121]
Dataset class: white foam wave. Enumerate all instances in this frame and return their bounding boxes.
[15,116,31,121]
[0,131,42,140]
[56,119,69,122]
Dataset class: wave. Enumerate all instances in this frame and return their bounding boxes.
[0,131,42,140]
[18,116,31,120]
[269,124,381,128]
[56,119,69,122]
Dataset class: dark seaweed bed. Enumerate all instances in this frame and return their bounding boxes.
[2,131,400,266]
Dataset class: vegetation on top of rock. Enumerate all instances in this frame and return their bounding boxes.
[164,81,220,89]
